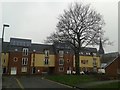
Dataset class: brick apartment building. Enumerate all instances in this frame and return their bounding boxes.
[105,56,120,77]
[2,38,100,75]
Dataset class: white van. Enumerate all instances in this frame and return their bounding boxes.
[98,69,105,74]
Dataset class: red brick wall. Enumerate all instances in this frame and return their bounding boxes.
[8,52,31,75]
[105,57,120,77]
[30,67,55,75]
[55,54,74,74]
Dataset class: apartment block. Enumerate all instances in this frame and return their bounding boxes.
[2,38,100,75]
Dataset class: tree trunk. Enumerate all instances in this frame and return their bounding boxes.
[75,51,80,75]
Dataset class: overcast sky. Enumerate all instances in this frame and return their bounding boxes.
[1,0,118,53]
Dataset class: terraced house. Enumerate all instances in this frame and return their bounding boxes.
[2,38,101,75]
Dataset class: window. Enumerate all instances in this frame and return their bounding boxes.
[67,59,70,63]
[45,50,49,57]
[66,51,69,54]
[13,57,18,62]
[33,49,36,52]
[59,58,64,65]
[81,60,88,64]
[93,53,97,56]
[59,67,64,72]
[15,49,18,51]
[59,51,64,57]
[3,59,5,63]
[93,58,97,66]
[67,67,71,70]
[21,67,27,72]
[22,58,28,65]
[23,48,29,56]
[86,52,90,55]
[80,52,83,55]
[44,58,49,65]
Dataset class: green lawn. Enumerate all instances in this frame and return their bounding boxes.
[45,74,120,89]
[90,81,120,88]
[45,75,97,86]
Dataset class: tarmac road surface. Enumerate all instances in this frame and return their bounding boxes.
[2,76,71,89]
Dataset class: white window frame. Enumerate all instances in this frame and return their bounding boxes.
[44,58,49,65]
[22,58,28,65]
[21,67,27,72]
[59,67,64,72]
[59,50,64,57]
[93,53,97,56]
[3,59,5,63]
[23,48,29,56]
[81,60,88,64]
[93,58,97,66]
[45,50,49,57]
[59,58,64,65]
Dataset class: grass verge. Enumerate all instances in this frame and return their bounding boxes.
[89,81,120,88]
[45,74,97,86]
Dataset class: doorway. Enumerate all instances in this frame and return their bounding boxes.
[3,67,7,74]
[11,67,17,75]
[32,67,36,74]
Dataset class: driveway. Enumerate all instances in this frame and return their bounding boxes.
[2,75,71,89]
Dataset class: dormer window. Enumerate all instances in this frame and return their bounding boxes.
[33,49,36,52]
[45,50,49,57]
[59,50,64,57]
[93,53,97,56]
[80,52,83,55]
[86,52,90,55]
[15,49,18,51]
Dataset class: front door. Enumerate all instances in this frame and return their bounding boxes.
[3,67,7,74]
[32,67,36,74]
[11,67,17,75]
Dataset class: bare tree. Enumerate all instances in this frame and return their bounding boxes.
[45,2,111,75]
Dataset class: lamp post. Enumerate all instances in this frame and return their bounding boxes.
[2,24,10,43]
[0,24,9,89]
[1,24,9,75]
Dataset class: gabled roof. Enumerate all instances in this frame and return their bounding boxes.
[105,56,119,68]
[101,52,119,63]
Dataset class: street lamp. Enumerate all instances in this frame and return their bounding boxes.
[2,24,10,42]
[0,24,9,89]
[1,24,9,76]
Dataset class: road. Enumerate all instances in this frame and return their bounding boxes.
[2,75,73,89]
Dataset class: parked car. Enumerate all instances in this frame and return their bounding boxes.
[72,71,85,75]
[80,71,85,75]
[98,69,105,74]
